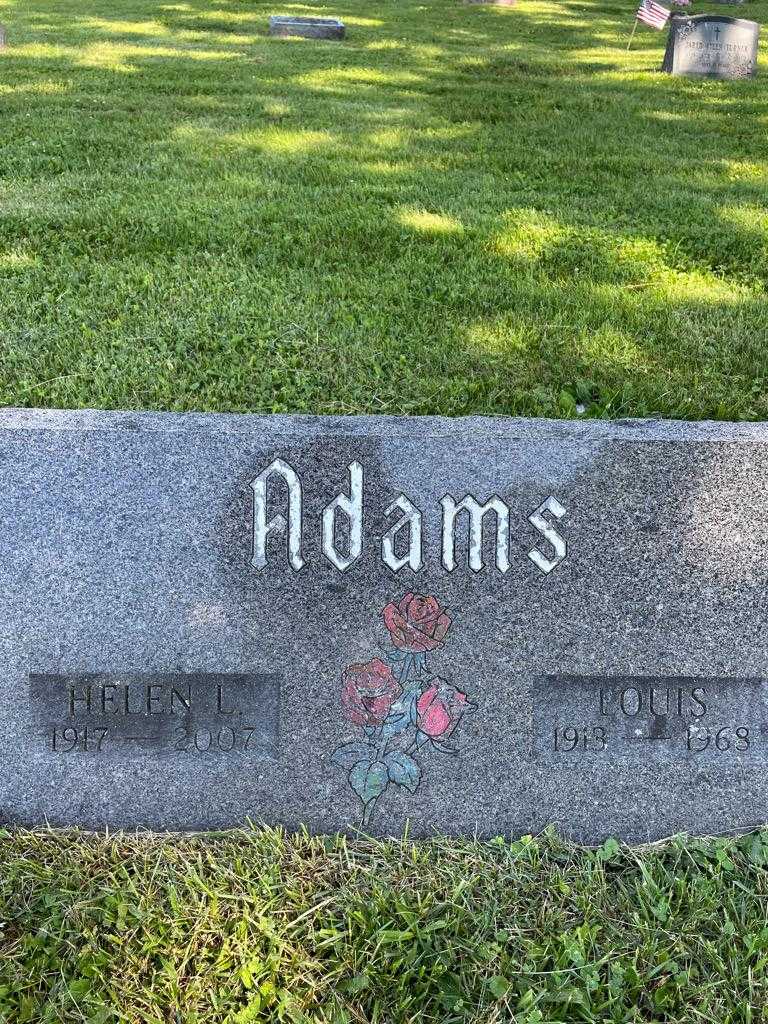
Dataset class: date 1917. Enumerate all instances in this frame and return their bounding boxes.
[51,727,108,752]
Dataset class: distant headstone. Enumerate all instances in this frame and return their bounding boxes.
[663,14,759,78]
[269,15,345,39]
[0,25,6,47]
[8,409,768,842]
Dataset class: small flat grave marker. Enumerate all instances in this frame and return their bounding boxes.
[269,15,345,40]
[663,14,759,78]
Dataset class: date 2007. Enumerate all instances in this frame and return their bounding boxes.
[173,726,262,752]
[552,725,753,753]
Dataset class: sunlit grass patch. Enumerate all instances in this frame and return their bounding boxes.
[0,248,41,272]
[77,16,173,36]
[292,66,427,94]
[397,208,464,235]
[0,78,69,95]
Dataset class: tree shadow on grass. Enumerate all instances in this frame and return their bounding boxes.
[1,0,767,416]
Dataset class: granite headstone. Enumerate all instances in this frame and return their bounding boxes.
[269,16,345,40]
[4,408,768,841]
[663,14,759,78]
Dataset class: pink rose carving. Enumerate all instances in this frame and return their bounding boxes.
[416,679,469,738]
[341,658,401,727]
[382,593,452,654]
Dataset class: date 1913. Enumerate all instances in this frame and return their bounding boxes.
[553,726,606,751]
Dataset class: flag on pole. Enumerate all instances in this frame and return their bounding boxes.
[635,0,671,30]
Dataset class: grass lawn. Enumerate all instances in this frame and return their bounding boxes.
[1,0,767,418]
[2,827,768,1023]
[2,1,768,1021]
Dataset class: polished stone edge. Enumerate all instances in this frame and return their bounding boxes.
[3,407,768,442]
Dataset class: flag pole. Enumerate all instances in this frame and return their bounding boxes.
[626,16,639,50]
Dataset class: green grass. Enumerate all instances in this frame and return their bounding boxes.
[1,827,767,1023]
[1,0,767,418]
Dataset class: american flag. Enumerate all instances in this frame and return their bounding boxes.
[636,0,671,29]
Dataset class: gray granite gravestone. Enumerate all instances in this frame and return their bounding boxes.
[0,25,6,48]
[662,14,759,78]
[5,408,768,841]
[269,16,345,40]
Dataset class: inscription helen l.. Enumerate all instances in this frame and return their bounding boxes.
[29,673,280,759]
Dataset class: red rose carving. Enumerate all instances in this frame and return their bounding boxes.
[416,679,469,738]
[341,658,401,727]
[382,593,452,654]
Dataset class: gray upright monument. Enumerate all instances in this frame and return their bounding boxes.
[3,408,768,841]
[663,14,759,78]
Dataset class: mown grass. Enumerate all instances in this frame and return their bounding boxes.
[0,0,767,418]
[1,827,767,1023]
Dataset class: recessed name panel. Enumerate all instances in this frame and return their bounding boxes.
[29,673,280,760]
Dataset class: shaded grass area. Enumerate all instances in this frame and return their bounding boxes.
[1,827,767,1023]
[0,0,767,418]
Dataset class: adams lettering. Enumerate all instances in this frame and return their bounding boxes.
[250,459,568,576]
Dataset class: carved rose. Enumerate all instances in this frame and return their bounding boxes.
[341,658,401,727]
[382,593,452,654]
[416,679,469,738]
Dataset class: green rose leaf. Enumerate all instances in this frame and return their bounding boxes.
[349,760,389,804]
[384,751,421,793]
[332,741,374,770]
[380,690,419,741]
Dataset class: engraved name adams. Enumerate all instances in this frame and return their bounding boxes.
[250,459,568,576]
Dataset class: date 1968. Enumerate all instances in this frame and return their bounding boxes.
[552,725,753,754]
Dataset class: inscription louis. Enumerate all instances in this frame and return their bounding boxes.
[533,676,766,763]
[250,459,568,575]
